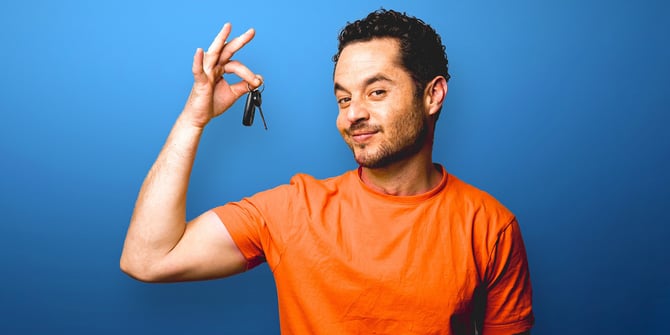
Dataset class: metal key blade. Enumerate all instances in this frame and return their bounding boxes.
[257,104,268,130]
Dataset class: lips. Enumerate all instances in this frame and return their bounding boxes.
[346,122,381,143]
[352,132,375,143]
[348,128,379,144]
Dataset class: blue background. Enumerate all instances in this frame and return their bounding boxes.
[1,0,668,334]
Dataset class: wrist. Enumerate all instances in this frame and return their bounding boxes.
[169,116,208,146]
[176,109,211,131]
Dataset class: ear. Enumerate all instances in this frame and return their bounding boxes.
[423,76,448,117]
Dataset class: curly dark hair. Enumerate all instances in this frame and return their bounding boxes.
[333,9,450,98]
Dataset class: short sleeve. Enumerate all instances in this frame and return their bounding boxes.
[212,181,299,271]
[213,199,268,270]
[481,219,535,335]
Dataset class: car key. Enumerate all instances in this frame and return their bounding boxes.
[243,87,268,130]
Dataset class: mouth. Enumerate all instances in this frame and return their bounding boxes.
[349,129,378,144]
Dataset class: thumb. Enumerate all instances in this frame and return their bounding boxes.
[229,75,263,100]
[191,48,209,83]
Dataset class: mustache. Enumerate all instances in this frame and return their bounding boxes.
[346,121,382,135]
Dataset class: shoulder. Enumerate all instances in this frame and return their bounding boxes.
[286,170,358,194]
[238,170,357,208]
[445,174,514,217]
[442,173,517,239]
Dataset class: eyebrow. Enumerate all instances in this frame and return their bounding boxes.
[334,74,394,93]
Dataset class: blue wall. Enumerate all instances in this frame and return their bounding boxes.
[1,0,668,334]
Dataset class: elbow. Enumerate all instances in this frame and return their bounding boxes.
[119,255,146,282]
[119,253,164,283]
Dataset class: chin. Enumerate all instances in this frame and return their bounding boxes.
[354,153,388,169]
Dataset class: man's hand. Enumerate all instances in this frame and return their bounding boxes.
[184,23,263,129]
[120,23,259,282]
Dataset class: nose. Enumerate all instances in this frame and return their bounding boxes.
[346,98,370,124]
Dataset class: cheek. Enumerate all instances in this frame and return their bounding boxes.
[335,112,348,135]
[389,104,423,134]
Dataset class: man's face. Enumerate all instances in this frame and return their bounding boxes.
[334,38,429,169]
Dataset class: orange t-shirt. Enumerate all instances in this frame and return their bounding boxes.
[213,166,534,334]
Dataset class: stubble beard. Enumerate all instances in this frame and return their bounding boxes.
[348,104,429,169]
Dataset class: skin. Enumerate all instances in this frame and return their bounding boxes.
[118,24,531,335]
[120,23,259,282]
[334,38,448,196]
[119,31,449,281]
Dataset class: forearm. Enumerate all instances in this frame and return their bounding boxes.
[120,24,261,282]
[120,112,204,279]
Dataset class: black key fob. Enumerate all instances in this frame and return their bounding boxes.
[243,90,256,126]
[243,89,268,130]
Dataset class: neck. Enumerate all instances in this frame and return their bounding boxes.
[360,151,442,196]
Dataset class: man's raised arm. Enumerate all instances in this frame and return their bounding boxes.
[120,23,262,282]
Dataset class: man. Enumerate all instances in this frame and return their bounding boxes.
[121,9,534,335]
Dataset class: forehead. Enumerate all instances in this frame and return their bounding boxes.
[334,38,404,86]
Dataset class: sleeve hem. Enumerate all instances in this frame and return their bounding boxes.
[211,205,265,270]
[482,317,534,335]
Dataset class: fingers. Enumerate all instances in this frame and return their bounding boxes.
[229,79,262,99]
[192,48,207,83]
[206,23,232,61]
[194,24,263,98]
[223,60,262,89]
[218,28,255,65]
[203,24,255,75]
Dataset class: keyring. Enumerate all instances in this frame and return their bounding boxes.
[243,79,268,130]
[247,78,265,93]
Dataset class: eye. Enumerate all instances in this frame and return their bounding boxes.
[337,96,351,106]
[369,89,387,99]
